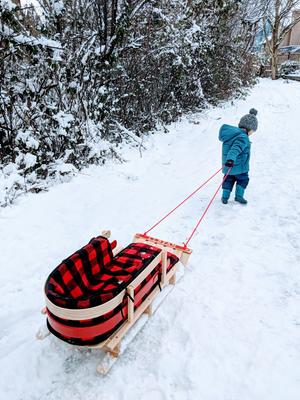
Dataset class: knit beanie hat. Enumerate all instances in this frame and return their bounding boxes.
[238,108,258,132]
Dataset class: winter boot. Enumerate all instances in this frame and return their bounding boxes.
[221,189,231,204]
[235,185,247,204]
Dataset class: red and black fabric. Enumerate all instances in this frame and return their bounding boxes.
[45,238,179,345]
[45,236,117,309]
[46,302,129,346]
[108,243,161,282]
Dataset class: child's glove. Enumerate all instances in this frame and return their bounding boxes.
[225,160,234,167]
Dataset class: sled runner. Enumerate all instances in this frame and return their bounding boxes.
[41,231,192,374]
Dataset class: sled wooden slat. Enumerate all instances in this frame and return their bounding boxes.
[144,304,152,316]
[133,233,192,266]
[45,288,126,320]
[170,273,176,285]
[129,252,162,289]
[161,251,167,285]
[127,286,134,323]
[103,265,177,355]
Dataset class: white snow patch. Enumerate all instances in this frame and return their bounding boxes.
[55,163,77,175]
[53,111,74,129]
[16,130,39,149]
[24,153,37,168]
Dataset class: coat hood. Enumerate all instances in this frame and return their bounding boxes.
[219,124,246,143]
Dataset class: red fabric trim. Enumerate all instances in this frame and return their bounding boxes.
[47,306,127,340]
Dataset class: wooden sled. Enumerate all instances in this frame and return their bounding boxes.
[38,231,192,374]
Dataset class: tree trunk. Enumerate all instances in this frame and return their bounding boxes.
[271,55,277,80]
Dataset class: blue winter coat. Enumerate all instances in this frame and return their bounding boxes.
[219,124,251,175]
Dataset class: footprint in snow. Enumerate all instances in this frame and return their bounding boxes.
[118,172,139,181]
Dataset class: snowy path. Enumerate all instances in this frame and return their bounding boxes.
[0,79,300,400]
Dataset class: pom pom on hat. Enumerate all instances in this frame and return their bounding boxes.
[238,108,258,132]
[249,108,258,116]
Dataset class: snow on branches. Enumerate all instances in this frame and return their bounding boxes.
[0,0,258,206]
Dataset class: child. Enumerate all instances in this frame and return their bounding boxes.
[219,108,258,204]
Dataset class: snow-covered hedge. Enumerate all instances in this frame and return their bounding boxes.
[0,0,257,206]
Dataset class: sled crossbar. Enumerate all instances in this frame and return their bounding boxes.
[134,233,192,266]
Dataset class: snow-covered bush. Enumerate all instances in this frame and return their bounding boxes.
[0,0,257,206]
[280,60,300,76]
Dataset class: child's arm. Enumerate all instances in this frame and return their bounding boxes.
[226,136,248,164]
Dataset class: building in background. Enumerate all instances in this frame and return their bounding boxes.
[254,10,300,77]
[278,9,300,72]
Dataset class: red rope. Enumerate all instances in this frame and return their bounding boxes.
[144,167,223,235]
[183,167,232,248]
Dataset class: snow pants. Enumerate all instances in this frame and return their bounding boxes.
[222,172,249,192]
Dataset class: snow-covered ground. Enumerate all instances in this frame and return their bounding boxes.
[0,79,300,400]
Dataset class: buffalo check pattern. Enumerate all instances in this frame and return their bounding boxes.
[45,236,179,310]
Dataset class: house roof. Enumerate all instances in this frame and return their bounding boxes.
[279,45,300,54]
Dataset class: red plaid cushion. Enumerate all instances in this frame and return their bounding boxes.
[109,242,174,282]
[45,239,179,310]
[46,236,116,308]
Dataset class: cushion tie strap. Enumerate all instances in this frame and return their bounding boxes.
[126,291,134,303]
